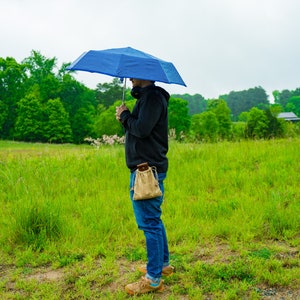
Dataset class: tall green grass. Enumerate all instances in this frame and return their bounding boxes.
[0,139,299,299]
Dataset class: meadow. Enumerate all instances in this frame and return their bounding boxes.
[0,139,299,299]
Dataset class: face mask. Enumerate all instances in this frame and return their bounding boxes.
[130,86,142,99]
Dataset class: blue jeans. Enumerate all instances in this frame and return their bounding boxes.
[130,171,170,281]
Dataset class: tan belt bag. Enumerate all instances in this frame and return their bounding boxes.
[133,162,162,200]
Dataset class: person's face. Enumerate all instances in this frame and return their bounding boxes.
[129,78,143,88]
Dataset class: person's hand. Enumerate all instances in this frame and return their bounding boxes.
[116,104,129,121]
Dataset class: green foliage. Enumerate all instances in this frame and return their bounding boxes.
[96,78,124,107]
[93,100,134,137]
[0,51,98,143]
[286,95,300,116]
[14,91,45,142]
[172,93,207,115]
[190,99,232,141]
[245,107,286,139]
[273,88,300,116]
[238,111,249,122]
[245,107,269,138]
[270,103,283,116]
[22,51,60,102]
[224,86,269,120]
[22,50,56,81]
[0,57,27,138]
[1,51,300,144]
[231,122,247,140]
[208,99,232,139]
[94,106,123,137]
[59,74,96,117]
[274,89,291,107]
[15,93,73,143]
[72,106,95,143]
[59,74,97,142]
[168,97,191,138]
[0,99,9,132]
[44,98,73,143]
[264,108,285,138]
[191,111,219,141]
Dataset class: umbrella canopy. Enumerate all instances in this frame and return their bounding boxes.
[66,47,186,86]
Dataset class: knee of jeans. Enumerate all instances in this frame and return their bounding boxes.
[139,216,163,231]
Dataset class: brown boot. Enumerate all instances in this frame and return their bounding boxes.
[125,276,164,295]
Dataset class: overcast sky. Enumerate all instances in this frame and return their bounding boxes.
[1,0,300,101]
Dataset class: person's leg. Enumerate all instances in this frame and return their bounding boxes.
[157,173,170,267]
[161,222,170,266]
[131,195,164,280]
[129,172,169,280]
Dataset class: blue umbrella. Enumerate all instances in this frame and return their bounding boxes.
[66,47,186,87]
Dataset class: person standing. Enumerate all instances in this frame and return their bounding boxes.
[116,78,174,295]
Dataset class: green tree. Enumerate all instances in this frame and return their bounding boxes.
[96,78,124,108]
[59,73,97,140]
[22,50,60,102]
[264,108,285,138]
[23,51,55,80]
[270,104,282,116]
[14,92,45,142]
[59,74,87,116]
[44,98,73,143]
[238,112,249,122]
[93,100,136,137]
[0,57,27,139]
[286,96,300,116]
[168,97,191,139]
[207,99,232,139]
[191,111,219,142]
[272,90,280,104]
[225,86,269,120]
[231,122,247,141]
[274,89,291,108]
[172,93,207,115]
[72,106,95,143]
[0,100,8,134]
[245,107,268,139]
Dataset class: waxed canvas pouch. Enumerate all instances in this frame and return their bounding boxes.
[133,162,162,200]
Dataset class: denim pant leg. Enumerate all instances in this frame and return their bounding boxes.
[130,172,170,280]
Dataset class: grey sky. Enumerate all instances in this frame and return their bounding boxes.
[1,0,300,101]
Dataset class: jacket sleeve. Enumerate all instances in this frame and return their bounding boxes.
[120,93,163,138]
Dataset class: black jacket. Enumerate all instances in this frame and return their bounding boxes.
[120,84,170,173]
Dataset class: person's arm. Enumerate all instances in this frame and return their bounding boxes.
[121,94,163,138]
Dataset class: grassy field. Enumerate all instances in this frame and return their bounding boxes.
[0,139,299,299]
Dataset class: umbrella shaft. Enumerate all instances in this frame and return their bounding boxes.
[122,78,127,103]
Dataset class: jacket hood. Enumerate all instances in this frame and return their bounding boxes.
[155,86,170,102]
[131,84,170,102]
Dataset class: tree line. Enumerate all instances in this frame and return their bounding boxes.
[0,50,299,144]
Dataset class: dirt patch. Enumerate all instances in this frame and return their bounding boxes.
[26,269,64,281]
[194,242,240,264]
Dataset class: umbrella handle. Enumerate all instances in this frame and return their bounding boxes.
[122,78,126,104]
